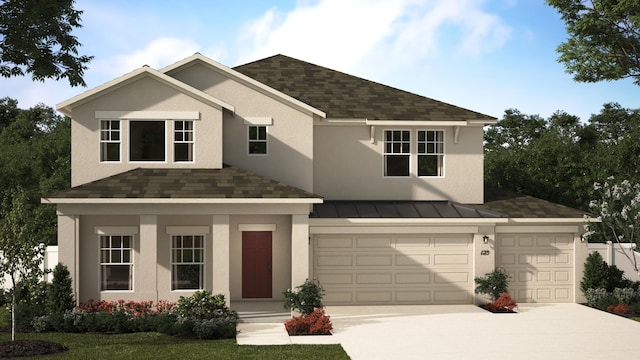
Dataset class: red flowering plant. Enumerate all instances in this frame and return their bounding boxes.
[285,307,333,335]
[76,299,176,317]
[483,292,518,313]
[607,303,630,316]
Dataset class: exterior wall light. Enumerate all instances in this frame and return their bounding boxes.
[482,235,490,244]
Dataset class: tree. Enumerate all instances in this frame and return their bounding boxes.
[0,187,47,341]
[585,178,640,273]
[0,0,92,86]
[547,0,640,85]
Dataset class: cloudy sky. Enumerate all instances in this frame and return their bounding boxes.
[1,0,637,121]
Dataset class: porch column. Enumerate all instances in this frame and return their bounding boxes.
[139,215,158,302]
[473,227,496,304]
[212,215,230,306]
[57,215,78,303]
[291,214,310,288]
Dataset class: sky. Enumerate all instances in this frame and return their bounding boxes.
[1,0,638,122]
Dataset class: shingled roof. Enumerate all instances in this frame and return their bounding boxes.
[234,54,495,121]
[45,167,321,200]
[478,186,589,219]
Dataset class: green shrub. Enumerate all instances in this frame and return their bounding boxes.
[581,252,632,296]
[12,280,48,330]
[474,267,510,301]
[46,263,75,331]
[584,288,607,307]
[283,278,325,315]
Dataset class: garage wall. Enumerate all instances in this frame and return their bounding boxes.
[313,233,474,305]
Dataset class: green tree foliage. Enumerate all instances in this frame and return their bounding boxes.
[47,263,75,329]
[580,252,630,296]
[485,103,640,212]
[0,0,92,86]
[547,0,640,85]
[283,279,325,315]
[474,267,511,301]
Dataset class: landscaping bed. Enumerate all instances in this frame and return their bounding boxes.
[0,339,67,358]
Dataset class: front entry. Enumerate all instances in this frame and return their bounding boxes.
[242,231,273,298]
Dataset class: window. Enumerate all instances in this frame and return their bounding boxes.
[174,121,194,162]
[100,120,120,161]
[248,125,267,155]
[384,130,410,176]
[171,235,204,290]
[130,121,165,161]
[418,130,444,176]
[100,235,133,291]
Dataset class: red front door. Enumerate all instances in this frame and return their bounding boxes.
[242,231,272,298]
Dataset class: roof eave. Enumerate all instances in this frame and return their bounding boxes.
[41,197,323,205]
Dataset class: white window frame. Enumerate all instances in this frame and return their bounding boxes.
[128,119,168,163]
[170,234,205,291]
[99,120,121,162]
[417,129,445,177]
[247,125,268,156]
[173,120,194,163]
[383,129,411,177]
[99,234,134,292]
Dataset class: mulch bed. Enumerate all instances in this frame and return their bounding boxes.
[478,305,517,313]
[0,340,67,359]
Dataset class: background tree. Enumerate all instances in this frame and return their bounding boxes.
[0,0,92,86]
[547,0,640,85]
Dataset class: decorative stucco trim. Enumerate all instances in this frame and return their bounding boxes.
[238,224,277,232]
[310,226,479,234]
[166,226,210,235]
[94,226,139,235]
[242,117,273,125]
[495,225,580,233]
[96,111,200,120]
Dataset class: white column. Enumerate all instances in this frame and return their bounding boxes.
[291,214,310,288]
[57,215,78,302]
[138,215,158,302]
[212,215,230,306]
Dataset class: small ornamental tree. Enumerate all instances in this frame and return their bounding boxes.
[474,267,511,301]
[585,178,640,273]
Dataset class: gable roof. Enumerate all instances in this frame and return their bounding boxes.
[479,186,589,219]
[43,167,322,204]
[234,54,496,122]
[57,66,235,116]
[161,53,326,118]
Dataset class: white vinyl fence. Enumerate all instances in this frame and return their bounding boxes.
[588,242,640,282]
[0,246,58,289]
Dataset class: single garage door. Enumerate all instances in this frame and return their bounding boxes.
[497,233,574,303]
[313,233,473,305]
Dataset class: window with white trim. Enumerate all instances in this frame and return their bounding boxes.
[100,120,120,162]
[171,235,204,290]
[384,130,410,176]
[130,121,165,161]
[418,130,445,176]
[100,235,133,291]
[248,125,267,155]
[174,120,194,162]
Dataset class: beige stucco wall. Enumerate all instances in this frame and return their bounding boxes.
[313,124,485,203]
[70,76,224,187]
[168,63,315,193]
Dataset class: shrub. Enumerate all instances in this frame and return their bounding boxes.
[167,291,238,339]
[581,252,632,296]
[46,263,75,331]
[607,303,630,315]
[584,288,607,307]
[285,307,332,335]
[474,267,510,301]
[174,291,236,320]
[12,280,48,330]
[483,292,517,312]
[613,287,636,305]
[283,278,325,315]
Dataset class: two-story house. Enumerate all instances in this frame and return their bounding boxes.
[44,54,589,307]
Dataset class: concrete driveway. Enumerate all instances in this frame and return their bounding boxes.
[237,303,640,359]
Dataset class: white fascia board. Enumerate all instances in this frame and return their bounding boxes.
[242,117,273,125]
[161,53,326,118]
[57,66,235,115]
[41,197,323,205]
[496,225,580,233]
[316,118,368,125]
[309,218,508,226]
[468,119,498,126]
[505,218,594,224]
[365,120,468,126]
[310,226,479,234]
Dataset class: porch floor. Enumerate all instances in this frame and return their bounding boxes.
[232,301,291,323]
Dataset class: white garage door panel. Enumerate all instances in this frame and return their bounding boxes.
[498,233,574,303]
[314,234,473,305]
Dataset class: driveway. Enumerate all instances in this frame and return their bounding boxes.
[325,303,640,360]
[238,303,640,359]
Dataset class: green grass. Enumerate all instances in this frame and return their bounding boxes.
[0,332,349,360]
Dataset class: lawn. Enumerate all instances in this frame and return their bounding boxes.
[0,332,350,359]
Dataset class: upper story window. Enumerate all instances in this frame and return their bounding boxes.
[248,125,267,155]
[130,121,165,162]
[100,120,120,162]
[418,130,444,177]
[171,235,204,290]
[384,130,410,176]
[174,121,194,162]
[100,235,133,291]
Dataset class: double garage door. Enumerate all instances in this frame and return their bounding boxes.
[313,234,474,305]
[497,233,574,303]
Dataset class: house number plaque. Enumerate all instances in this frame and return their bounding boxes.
[480,250,490,256]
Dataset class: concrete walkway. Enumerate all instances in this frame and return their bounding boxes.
[237,303,640,359]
